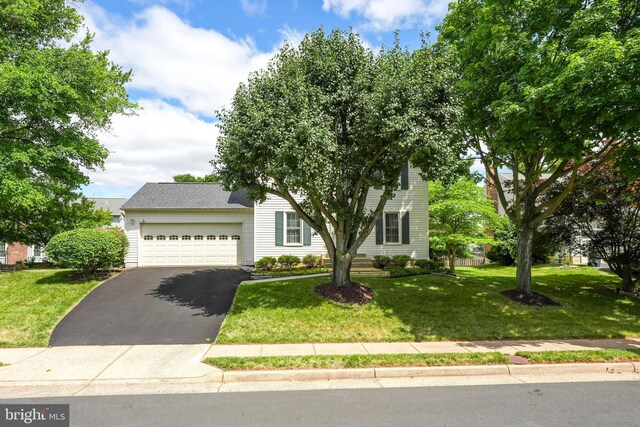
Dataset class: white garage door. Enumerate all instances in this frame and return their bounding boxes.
[140,223,242,266]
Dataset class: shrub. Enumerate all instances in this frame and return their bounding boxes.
[102,227,129,267]
[45,228,124,277]
[391,255,411,268]
[388,267,432,277]
[255,256,277,271]
[485,245,515,265]
[302,254,321,268]
[373,255,392,268]
[277,254,300,269]
[414,259,446,272]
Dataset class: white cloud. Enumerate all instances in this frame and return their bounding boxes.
[80,3,274,117]
[88,99,217,188]
[240,0,267,15]
[322,0,451,31]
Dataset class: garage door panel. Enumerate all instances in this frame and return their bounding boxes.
[141,223,242,266]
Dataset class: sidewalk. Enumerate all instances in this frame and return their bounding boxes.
[1,338,639,392]
[204,338,640,358]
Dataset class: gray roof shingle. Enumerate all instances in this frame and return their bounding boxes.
[88,198,128,214]
[121,183,252,210]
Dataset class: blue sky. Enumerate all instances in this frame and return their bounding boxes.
[81,0,451,198]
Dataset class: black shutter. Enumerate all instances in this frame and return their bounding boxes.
[400,162,409,190]
[375,215,384,245]
[275,211,283,246]
[402,211,410,244]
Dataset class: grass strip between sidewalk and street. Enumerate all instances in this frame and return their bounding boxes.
[204,352,509,371]
[516,349,640,364]
[204,349,640,371]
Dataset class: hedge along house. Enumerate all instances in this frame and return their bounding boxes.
[122,165,428,267]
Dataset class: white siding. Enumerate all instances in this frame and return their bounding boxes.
[254,195,327,261]
[123,209,254,267]
[253,166,429,260]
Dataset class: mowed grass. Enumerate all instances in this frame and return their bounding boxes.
[517,349,640,364]
[216,265,640,344]
[204,352,508,371]
[0,269,102,347]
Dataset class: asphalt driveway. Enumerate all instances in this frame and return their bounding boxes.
[49,267,251,346]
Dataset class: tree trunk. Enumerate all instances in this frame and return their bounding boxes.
[332,254,353,287]
[516,224,534,294]
[448,251,456,274]
[620,264,637,293]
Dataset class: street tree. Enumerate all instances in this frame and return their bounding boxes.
[0,0,135,244]
[429,179,505,273]
[215,28,459,289]
[438,0,640,295]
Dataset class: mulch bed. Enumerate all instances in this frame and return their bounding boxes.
[315,282,374,305]
[501,289,561,307]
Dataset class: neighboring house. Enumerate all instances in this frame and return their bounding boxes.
[0,242,45,265]
[121,165,428,267]
[485,171,591,265]
[88,197,128,229]
[0,198,127,265]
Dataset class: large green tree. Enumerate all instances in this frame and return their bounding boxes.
[215,28,459,288]
[0,0,135,245]
[429,179,505,273]
[173,173,220,183]
[439,0,640,294]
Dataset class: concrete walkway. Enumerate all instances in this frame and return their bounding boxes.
[204,338,640,358]
[1,338,639,388]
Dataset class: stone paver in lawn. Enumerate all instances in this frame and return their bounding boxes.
[362,343,419,355]
[260,344,316,357]
[313,343,368,355]
[411,342,470,354]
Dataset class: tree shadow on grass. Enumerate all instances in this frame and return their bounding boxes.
[34,270,93,285]
[148,268,251,317]
[368,267,638,342]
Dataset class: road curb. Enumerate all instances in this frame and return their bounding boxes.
[217,362,639,383]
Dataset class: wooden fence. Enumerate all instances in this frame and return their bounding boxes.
[438,256,486,268]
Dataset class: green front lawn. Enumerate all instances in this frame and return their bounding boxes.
[516,349,640,364]
[217,265,639,344]
[0,269,102,347]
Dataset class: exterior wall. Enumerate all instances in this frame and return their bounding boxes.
[7,243,28,264]
[254,195,327,261]
[253,166,429,261]
[123,208,255,267]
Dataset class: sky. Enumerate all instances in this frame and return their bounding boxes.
[80,0,454,198]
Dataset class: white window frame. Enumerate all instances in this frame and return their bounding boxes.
[285,211,303,246]
[383,211,401,245]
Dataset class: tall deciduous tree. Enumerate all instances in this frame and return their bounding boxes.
[429,179,505,273]
[215,28,459,288]
[438,0,640,295]
[0,0,135,244]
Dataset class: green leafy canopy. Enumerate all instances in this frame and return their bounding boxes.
[214,28,461,284]
[0,0,136,244]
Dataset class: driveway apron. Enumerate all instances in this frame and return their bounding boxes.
[49,267,250,346]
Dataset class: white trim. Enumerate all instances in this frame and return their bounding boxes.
[383,211,401,245]
[285,211,303,246]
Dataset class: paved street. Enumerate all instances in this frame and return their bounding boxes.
[3,381,640,426]
[49,267,250,346]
